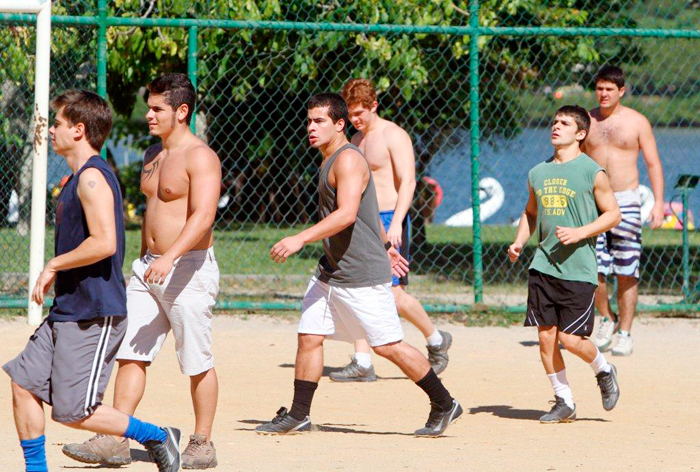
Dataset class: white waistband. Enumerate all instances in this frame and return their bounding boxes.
[614,188,641,206]
[144,247,215,264]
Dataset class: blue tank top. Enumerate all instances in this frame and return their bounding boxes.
[48,156,127,322]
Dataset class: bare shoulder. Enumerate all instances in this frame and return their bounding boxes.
[187,140,221,172]
[382,119,410,140]
[143,143,163,166]
[78,167,108,186]
[624,106,652,128]
[336,146,365,166]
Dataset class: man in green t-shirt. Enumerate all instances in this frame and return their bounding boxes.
[509,105,622,423]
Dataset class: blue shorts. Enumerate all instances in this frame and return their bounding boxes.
[379,210,411,286]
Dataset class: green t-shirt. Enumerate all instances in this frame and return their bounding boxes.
[528,153,604,285]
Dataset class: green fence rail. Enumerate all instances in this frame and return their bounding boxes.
[1,0,698,314]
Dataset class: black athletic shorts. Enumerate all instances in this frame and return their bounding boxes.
[525,269,597,337]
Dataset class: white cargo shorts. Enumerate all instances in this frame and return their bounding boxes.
[298,276,404,347]
[117,248,219,376]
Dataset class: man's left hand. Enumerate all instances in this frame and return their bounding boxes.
[556,226,584,246]
[144,255,175,285]
[387,246,409,278]
[271,235,304,264]
[648,202,665,229]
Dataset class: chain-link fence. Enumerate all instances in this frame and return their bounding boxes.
[1,0,698,313]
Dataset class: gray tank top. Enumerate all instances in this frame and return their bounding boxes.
[315,144,392,287]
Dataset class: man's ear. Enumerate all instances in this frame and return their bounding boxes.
[177,103,190,123]
[73,122,86,141]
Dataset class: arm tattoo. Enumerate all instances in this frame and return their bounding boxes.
[88,181,96,188]
[142,160,159,181]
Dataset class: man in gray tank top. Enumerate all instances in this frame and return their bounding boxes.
[255,93,462,437]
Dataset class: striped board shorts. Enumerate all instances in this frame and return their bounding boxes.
[596,188,642,279]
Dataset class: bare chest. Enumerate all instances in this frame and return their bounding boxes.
[141,155,189,202]
[357,134,391,171]
[587,119,640,153]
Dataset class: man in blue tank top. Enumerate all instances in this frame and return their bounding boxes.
[3,90,180,472]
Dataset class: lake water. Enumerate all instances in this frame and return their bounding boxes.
[430,128,700,225]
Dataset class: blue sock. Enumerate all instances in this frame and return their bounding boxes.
[20,435,48,472]
[123,416,167,445]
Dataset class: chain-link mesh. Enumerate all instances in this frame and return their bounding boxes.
[0,0,698,310]
[0,22,96,302]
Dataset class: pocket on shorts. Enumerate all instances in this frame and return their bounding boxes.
[191,260,220,297]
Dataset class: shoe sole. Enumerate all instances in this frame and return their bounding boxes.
[540,416,576,424]
[255,420,312,436]
[61,447,131,466]
[328,375,377,383]
[611,348,632,356]
[182,459,219,469]
[429,332,453,375]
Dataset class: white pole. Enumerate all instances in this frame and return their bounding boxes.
[27,0,51,326]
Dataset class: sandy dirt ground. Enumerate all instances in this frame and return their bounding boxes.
[0,314,698,471]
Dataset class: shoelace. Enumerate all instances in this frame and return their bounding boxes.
[547,398,569,415]
[597,371,614,393]
[184,438,207,455]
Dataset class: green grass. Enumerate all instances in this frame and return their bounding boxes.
[1,224,696,275]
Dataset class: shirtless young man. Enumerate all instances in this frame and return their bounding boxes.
[63,74,222,469]
[582,66,665,357]
[327,79,452,383]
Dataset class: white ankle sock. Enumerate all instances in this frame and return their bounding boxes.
[354,352,372,369]
[589,348,611,374]
[548,370,575,409]
[426,329,443,347]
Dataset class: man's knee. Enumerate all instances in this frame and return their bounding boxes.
[537,327,558,349]
[617,275,638,288]
[557,333,582,352]
[371,341,401,359]
[297,334,324,351]
[391,286,406,311]
[11,381,33,402]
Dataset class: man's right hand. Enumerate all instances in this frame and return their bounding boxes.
[508,242,523,263]
[387,246,409,278]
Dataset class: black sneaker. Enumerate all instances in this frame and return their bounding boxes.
[539,396,576,423]
[255,407,311,435]
[144,426,181,472]
[414,399,463,437]
[427,331,452,375]
[596,363,620,411]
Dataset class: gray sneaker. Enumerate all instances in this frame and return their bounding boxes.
[255,407,311,435]
[329,357,377,382]
[62,434,131,466]
[427,331,452,375]
[596,363,620,411]
[540,396,576,423]
[144,426,181,472]
[182,434,218,469]
[414,399,463,437]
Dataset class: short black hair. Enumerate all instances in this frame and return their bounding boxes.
[555,105,591,143]
[595,65,625,89]
[307,93,348,131]
[51,89,113,151]
[145,73,196,124]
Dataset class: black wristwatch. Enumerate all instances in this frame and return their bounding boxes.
[384,241,393,250]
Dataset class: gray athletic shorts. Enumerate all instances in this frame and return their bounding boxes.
[3,316,126,424]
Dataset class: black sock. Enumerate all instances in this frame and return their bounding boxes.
[416,369,453,411]
[289,379,318,420]
[611,312,619,323]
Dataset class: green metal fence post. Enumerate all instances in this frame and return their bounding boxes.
[682,188,690,299]
[97,0,107,158]
[469,0,483,304]
[188,25,198,134]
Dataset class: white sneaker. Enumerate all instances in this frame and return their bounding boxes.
[593,316,618,351]
[611,332,633,356]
